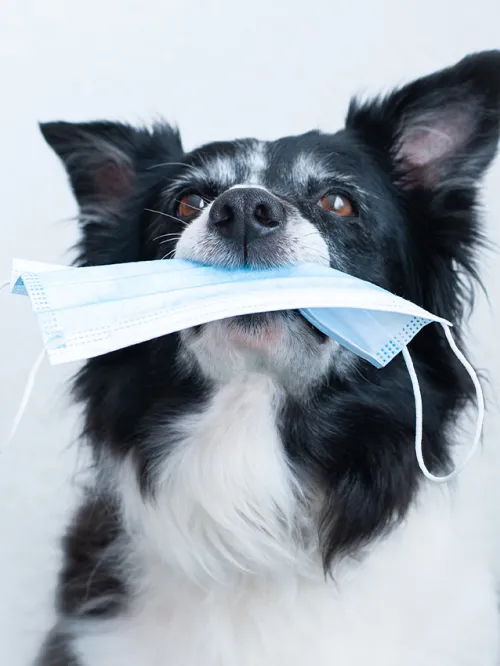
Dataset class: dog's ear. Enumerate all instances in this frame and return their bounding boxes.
[347,51,500,189]
[40,120,183,209]
[40,120,183,265]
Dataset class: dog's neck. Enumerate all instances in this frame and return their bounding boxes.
[111,372,323,584]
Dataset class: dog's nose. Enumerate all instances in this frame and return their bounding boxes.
[208,188,286,244]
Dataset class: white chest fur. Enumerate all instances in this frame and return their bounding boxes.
[73,376,500,666]
[72,504,500,666]
[118,373,310,581]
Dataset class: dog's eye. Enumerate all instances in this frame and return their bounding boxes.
[318,193,356,217]
[176,193,206,220]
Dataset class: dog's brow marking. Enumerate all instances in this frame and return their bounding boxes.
[290,152,370,208]
[163,154,238,198]
[292,153,332,186]
[203,154,238,188]
[161,162,211,200]
[246,143,267,185]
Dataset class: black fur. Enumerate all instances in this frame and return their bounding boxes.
[35,631,79,666]
[55,495,128,619]
[36,51,500,664]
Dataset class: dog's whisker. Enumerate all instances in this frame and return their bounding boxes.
[161,248,178,260]
[174,199,207,213]
[144,208,188,225]
[153,232,184,242]
[159,236,183,245]
[146,161,189,171]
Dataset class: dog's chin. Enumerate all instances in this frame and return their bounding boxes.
[210,313,286,351]
[180,312,338,390]
[191,312,327,351]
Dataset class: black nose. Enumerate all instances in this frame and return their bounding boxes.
[208,187,286,244]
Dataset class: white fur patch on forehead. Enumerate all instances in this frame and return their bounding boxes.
[291,152,366,197]
[164,142,268,196]
[202,142,267,187]
[203,154,239,188]
[292,152,332,187]
[245,142,267,185]
[163,156,238,196]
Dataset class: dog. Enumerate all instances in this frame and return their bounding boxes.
[35,51,500,665]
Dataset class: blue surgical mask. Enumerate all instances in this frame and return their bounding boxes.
[6,258,484,483]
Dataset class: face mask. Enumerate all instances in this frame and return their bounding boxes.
[10,258,450,365]
[6,258,484,483]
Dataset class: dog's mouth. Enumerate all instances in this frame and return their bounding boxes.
[182,309,338,385]
[192,311,328,346]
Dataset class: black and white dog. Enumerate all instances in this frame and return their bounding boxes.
[37,52,500,665]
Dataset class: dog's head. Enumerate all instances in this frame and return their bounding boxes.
[41,52,500,389]
[41,52,500,570]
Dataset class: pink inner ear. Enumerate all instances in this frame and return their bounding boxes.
[397,106,474,186]
[94,160,132,198]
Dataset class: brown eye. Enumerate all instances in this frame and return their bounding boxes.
[176,193,206,219]
[318,193,356,217]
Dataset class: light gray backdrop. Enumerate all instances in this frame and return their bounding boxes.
[1,1,499,664]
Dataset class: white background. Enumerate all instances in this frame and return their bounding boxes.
[1,1,499,664]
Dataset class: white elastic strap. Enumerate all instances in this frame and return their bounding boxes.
[4,349,46,448]
[2,279,47,447]
[402,324,484,483]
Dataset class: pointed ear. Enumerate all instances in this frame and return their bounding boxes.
[39,120,184,210]
[40,120,183,266]
[347,51,500,189]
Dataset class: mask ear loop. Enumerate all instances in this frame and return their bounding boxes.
[2,278,47,448]
[402,324,485,484]
[5,349,47,446]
